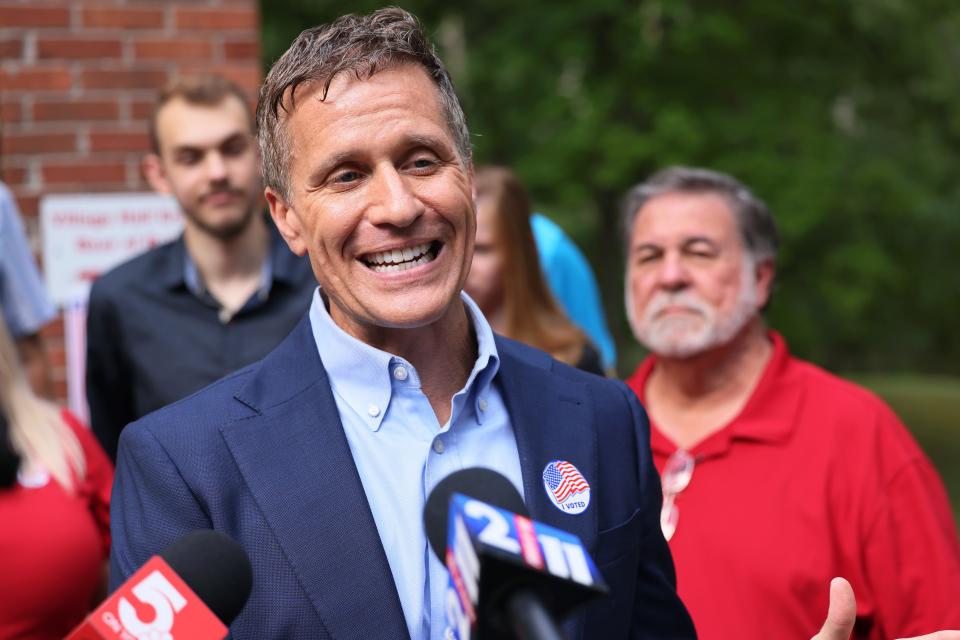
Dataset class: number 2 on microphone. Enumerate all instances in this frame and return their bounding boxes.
[464,499,521,554]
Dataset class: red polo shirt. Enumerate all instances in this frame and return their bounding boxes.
[627,332,960,640]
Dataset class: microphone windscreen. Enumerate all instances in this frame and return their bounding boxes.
[424,467,528,560]
[160,530,253,626]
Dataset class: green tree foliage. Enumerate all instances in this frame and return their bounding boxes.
[262,0,960,375]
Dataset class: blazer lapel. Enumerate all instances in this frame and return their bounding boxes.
[495,339,599,639]
[495,338,599,549]
[222,317,410,640]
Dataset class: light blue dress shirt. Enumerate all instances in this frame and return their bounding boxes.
[309,289,524,640]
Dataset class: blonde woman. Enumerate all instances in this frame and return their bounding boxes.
[0,309,112,639]
[465,166,605,375]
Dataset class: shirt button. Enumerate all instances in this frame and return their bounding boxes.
[478,398,488,412]
[393,366,408,381]
[432,438,445,454]
[367,404,380,418]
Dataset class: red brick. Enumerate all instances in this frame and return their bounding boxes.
[0,38,23,59]
[81,6,164,29]
[33,98,119,122]
[224,39,259,61]
[1,100,22,122]
[0,68,72,91]
[12,193,39,217]
[130,100,154,120]
[175,7,258,30]
[0,166,28,186]
[3,131,76,154]
[0,5,69,28]
[42,161,127,185]
[82,68,167,90]
[134,39,213,60]
[89,130,149,152]
[40,319,64,339]
[37,37,123,60]
[47,345,67,369]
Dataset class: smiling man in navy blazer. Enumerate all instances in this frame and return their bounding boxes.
[109,9,695,639]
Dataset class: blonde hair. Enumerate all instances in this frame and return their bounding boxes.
[474,166,590,367]
[0,312,84,491]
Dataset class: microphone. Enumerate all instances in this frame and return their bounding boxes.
[424,468,607,640]
[67,529,252,640]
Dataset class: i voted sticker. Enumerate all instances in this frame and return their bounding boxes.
[542,460,590,515]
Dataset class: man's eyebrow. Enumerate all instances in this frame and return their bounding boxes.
[305,150,360,187]
[631,236,720,253]
[219,132,250,147]
[404,133,449,151]
[630,242,663,255]
[170,130,250,155]
[681,236,720,249]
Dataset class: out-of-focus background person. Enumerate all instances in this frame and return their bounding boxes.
[0,308,113,640]
[85,76,315,462]
[465,165,605,375]
[0,182,55,399]
[621,166,960,639]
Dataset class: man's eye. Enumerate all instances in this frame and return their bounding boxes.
[332,171,362,184]
[176,152,201,165]
[408,157,437,171]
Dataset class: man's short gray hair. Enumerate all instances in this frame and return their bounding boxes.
[620,166,779,263]
[256,7,472,200]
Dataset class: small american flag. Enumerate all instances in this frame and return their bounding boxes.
[543,461,589,504]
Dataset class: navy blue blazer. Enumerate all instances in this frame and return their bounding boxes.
[110,315,695,639]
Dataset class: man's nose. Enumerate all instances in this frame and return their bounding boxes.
[204,152,229,183]
[656,253,690,291]
[367,167,423,228]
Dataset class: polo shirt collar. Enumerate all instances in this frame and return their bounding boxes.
[627,330,800,458]
[308,289,500,432]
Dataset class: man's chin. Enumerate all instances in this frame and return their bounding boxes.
[186,209,258,241]
[637,326,716,360]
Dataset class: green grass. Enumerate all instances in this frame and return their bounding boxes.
[850,374,960,529]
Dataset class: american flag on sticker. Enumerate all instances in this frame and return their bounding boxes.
[542,460,591,514]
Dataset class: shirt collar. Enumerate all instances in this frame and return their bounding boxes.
[165,217,297,297]
[308,289,500,432]
[626,330,799,457]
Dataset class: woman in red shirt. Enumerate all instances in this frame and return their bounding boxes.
[0,310,113,639]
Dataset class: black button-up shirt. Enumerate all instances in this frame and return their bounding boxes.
[85,224,316,460]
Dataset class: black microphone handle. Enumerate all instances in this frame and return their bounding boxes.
[507,589,565,640]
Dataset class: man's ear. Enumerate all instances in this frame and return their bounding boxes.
[141,154,171,194]
[755,258,776,308]
[265,186,308,256]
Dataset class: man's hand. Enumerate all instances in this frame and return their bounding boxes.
[811,577,960,640]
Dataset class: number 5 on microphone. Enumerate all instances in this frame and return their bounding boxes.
[118,570,187,640]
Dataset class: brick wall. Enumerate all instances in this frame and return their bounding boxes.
[0,0,262,402]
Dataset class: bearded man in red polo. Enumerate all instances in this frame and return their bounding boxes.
[621,165,960,640]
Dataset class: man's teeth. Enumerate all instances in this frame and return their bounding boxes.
[364,242,435,273]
